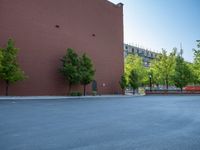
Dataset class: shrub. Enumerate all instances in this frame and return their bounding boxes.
[92,91,97,96]
[70,91,82,96]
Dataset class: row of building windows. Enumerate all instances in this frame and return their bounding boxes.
[124,44,157,59]
[124,44,159,67]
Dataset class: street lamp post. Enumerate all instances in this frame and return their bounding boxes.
[149,75,152,92]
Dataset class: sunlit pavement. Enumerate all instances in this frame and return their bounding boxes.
[1,96,200,150]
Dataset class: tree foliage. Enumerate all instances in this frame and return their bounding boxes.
[60,49,95,95]
[0,39,26,96]
[173,55,191,91]
[193,41,200,83]
[79,54,95,96]
[124,42,200,92]
[125,54,148,86]
[150,49,176,89]
[60,48,80,94]
[128,70,139,94]
[119,74,127,93]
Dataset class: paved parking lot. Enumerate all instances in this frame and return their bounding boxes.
[1,96,200,150]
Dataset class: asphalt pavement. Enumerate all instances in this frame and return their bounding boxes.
[0,95,200,150]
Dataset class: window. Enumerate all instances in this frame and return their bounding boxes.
[144,51,147,56]
[148,52,152,57]
[132,48,134,53]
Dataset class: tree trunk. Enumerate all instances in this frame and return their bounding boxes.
[6,80,9,96]
[83,84,86,96]
[166,78,169,90]
[132,89,135,95]
[122,89,125,95]
[156,84,159,90]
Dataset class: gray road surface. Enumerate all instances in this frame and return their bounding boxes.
[1,96,200,150]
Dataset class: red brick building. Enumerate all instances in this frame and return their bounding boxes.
[0,0,124,95]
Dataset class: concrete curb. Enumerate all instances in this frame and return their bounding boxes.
[0,95,142,100]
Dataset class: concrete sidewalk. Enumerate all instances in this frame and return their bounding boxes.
[0,95,138,100]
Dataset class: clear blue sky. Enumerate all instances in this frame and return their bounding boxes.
[109,0,200,62]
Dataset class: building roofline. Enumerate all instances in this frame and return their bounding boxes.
[124,43,159,54]
[106,0,124,8]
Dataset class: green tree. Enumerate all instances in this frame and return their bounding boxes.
[150,49,176,90]
[0,39,26,96]
[79,54,95,96]
[0,48,3,69]
[128,69,139,94]
[149,61,161,88]
[173,55,191,91]
[125,54,148,86]
[60,48,80,94]
[119,74,127,94]
[187,62,197,84]
[193,41,200,83]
